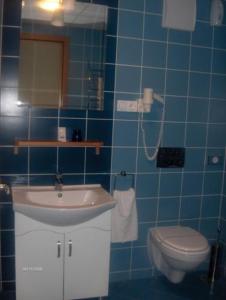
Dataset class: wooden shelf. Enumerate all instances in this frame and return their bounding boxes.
[14,140,103,155]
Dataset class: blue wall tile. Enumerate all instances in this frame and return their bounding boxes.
[166,70,188,96]
[184,149,205,172]
[86,148,111,173]
[189,73,210,98]
[202,195,220,218]
[208,124,226,147]
[204,172,223,195]
[213,49,226,74]
[209,99,226,123]
[187,98,208,122]
[131,247,150,269]
[136,198,158,223]
[164,97,187,122]
[146,0,162,14]
[200,218,218,240]
[117,38,142,66]
[0,116,28,145]
[168,44,189,70]
[180,196,201,219]
[136,174,159,198]
[211,75,226,99]
[190,47,211,73]
[119,0,144,11]
[163,123,185,147]
[30,148,57,174]
[158,197,180,221]
[112,148,137,173]
[113,121,138,146]
[144,14,167,41]
[192,22,213,47]
[2,27,20,56]
[116,66,141,93]
[168,29,190,44]
[214,26,226,50]
[182,173,203,196]
[1,57,19,88]
[118,10,143,38]
[186,124,206,147]
[160,173,182,197]
[110,249,131,272]
[3,0,21,26]
[142,68,165,94]
[0,148,28,174]
[143,41,166,68]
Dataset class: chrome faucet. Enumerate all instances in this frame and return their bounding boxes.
[0,183,10,195]
[55,172,63,191]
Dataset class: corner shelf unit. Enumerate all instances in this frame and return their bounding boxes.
[14,140,103,155]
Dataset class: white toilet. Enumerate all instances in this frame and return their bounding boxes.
[147,226,210,284]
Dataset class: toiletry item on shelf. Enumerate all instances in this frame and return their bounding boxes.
[72,129,82,142]
[111,188,138,243]
[58,127,67,142]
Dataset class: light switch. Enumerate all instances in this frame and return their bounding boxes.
[117,100,138,112]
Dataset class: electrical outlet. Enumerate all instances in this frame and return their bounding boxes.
[117,100,138,112]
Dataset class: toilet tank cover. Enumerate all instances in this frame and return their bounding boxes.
[151,226,209,253]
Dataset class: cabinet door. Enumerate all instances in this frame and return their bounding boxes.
[64,227,111,300]
[16,230,64,300]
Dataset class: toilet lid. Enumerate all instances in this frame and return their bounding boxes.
[151,226,209,253]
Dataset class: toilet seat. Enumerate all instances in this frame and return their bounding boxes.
[150,226,209,259]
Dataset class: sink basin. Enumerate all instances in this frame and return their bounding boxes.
[12,185,116,226]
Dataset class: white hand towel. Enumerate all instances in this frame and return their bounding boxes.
[111,188,138,243]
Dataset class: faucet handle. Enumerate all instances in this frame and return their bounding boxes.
[0,183,10,195]
[56,172,63,180]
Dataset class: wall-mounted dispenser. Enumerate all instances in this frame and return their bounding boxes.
[116,88,164,161]
[162,0,197,31]
[210,0,224,26]
[138,88,164,113]
[139,89,164,161]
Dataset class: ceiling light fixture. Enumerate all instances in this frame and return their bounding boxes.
[38,0,62,12]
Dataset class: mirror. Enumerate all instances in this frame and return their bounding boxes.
[19,0,108,110]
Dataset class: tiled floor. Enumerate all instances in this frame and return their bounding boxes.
[1,273,225,300]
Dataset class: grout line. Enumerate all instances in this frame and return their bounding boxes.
[178,30,192,224]
[198,24,215,230]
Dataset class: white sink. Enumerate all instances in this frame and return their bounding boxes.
[12,185,116,226]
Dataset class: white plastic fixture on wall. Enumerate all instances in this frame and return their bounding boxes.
[162,0,197,31]
[139,89,165,161]
[210,0,224,26]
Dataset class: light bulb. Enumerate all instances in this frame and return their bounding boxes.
[38,0,61,12]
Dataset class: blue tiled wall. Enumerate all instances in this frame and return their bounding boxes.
[0,0,117,291]
[110,0,226,281]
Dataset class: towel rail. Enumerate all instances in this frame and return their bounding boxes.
[113,171,135,190]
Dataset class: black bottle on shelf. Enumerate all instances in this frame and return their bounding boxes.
[72,129,82,142]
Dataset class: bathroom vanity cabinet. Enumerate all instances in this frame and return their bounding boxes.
[15,211,111,300]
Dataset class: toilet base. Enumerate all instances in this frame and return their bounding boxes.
[164,268,186,284]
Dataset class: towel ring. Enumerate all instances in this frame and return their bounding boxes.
[113,171,135,190]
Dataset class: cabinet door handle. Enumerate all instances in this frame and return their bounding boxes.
[68,240,72,257]
[57,241,61,258]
